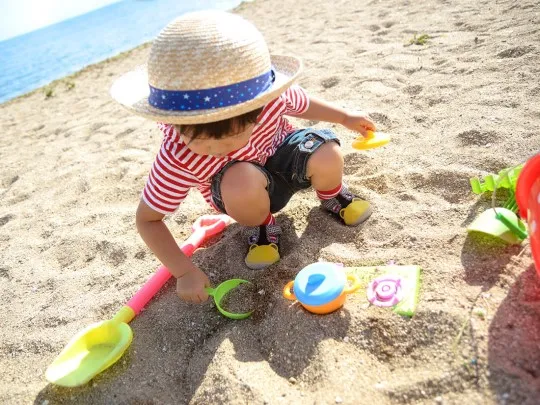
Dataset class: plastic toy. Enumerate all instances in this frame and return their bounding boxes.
[470,165,522,195]
[468,165,529,244]
[516,154,540,219]
[516,153,540,274]
[347,265,421,317]
[468,207,527,244]
[206,279,253,320]
[367,275,404,307]
[352,130,391,150]
[46,214,233,387]
[283,262,361,314]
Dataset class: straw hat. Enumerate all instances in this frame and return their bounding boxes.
[110,10,302,124]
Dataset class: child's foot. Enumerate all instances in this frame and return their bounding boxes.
[245,224,281,270]
[321,186,372,226]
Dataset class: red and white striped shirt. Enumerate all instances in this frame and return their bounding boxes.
[142,85,310,214]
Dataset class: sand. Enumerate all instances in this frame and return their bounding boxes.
[1,0,539,403]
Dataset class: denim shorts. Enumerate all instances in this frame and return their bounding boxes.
[211,128,340,214]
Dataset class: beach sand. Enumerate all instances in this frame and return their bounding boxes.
[1,0,539,403]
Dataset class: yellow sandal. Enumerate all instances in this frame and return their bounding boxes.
[245,224,281,270]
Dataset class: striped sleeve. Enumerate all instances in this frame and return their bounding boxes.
[282,84,310,115]
[141,143,197,215]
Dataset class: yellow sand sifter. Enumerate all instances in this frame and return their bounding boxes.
[46,214,233,387]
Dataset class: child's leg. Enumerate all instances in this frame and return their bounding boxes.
[219,162,273,226]
[306,142,343,192]
[211,162,281,270]
[307,142,372,226]
[262,127,372,226]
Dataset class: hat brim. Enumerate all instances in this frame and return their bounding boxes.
[110,55,302,124]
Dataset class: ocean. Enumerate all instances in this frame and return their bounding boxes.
[0,0,247,104]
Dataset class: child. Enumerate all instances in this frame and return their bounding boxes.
[111,10,375,304]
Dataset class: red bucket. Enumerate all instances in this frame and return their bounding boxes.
[516,154,540,276]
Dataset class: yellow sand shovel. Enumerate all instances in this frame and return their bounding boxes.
[352,130,391,150]
[45,214,232,387]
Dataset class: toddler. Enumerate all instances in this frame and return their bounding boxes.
[111,10,376,303]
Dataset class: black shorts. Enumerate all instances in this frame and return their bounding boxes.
[210,128,340,213]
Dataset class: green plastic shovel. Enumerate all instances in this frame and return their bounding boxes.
[205,279,254,320]
[467,207,528,244]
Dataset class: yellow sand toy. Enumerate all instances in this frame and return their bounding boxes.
[352,130,391,150]
[46,215,233,387]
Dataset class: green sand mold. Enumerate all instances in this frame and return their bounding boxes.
[470,165,522,195]
[346,265,421,317]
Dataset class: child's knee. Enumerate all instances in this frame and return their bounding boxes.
[221,162,269,207]
[307,142,343,175]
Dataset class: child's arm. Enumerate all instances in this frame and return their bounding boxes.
[293,96,376,136]
[136,200,210,303]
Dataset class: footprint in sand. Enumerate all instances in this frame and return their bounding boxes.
[403,85,423,95]
[90,122,108,132]
[424,169,473,204]
[369,112,392,128]
[0,267,11,280]
[477,155,515,173]
[97,240,128,267]
[40,316,69,328]
[0,214,14,227]
[426,95,448,107]
[497,46,535,58]
[404,168,473,204]
[320,76,340,89]
[52,237,98,267]
[343,153,370,176]
[134,249,147,260]
[457,129,501,147]
[360,173,393,194]
[371,37,388,44]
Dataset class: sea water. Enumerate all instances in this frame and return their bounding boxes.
[0,0,247,104]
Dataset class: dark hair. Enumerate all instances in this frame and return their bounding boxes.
[174,107,263,141]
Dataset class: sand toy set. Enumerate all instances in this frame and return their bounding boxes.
[467,154,540,273]
[45,134,539,388]
[282,262,421,316]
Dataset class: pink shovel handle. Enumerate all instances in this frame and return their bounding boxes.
[126,215,230,315]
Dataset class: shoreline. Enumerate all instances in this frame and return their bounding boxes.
[0,42,152,107]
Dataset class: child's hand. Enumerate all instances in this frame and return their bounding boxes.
[176,266,210,303]
[342,111,376,136]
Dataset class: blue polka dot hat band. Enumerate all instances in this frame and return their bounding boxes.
[149,69,275,111]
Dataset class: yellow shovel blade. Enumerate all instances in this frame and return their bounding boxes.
[352,131,391,150]
[46,320,133,387]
